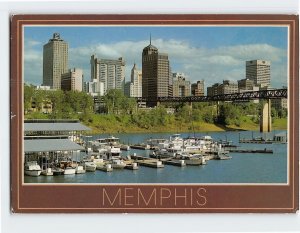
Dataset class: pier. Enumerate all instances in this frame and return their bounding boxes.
[162,159,186,167]
[228,148,273,154]
[137,159,164,168]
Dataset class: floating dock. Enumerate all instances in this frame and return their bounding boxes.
[138,160,164,168]
[228,149,273,154]
[239,139,273,144]
[130,144,150,150]
[162,159,186,167]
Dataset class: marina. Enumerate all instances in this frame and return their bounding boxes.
[24,121,288,184]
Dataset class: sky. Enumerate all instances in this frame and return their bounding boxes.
[24,26,288,89]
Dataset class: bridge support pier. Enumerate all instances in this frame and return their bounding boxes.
[260,99,272,132]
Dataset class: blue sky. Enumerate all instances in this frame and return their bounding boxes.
[24,26,288,89]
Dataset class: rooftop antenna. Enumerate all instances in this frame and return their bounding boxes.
[150,33,152,45]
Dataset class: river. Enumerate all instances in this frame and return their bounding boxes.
[24,130,287,184]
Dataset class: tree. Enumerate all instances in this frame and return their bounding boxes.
[24,84,34,113]
[217,103,241,126]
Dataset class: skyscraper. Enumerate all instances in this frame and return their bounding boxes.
[191,80,205,96]
[130,63,142,97]
[43,33,68,89]
[90,55,125,93]
[246,60,271,88]
[172,73,191,97]
[142,38,172,103]
[61,68,83,92]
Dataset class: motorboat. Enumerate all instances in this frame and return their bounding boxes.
[97,163,113,172]
[75,165,86,174]
[64,167,76,175]
[83,161,97,172]
[41,168,53,176]
[152,148,182,158]
[110,159,126,169]
[24,161,42,177]
[52,167,64,176]
[95,136,130,151]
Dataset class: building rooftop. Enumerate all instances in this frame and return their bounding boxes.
[24,139,84,153]
[24,121,91,132]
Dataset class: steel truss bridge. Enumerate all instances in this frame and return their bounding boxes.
[136,89,287,103]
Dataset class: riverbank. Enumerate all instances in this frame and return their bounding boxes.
[24,112,287,134]
[84,115,287,135]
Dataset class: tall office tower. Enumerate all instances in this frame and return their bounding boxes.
[84,79,105,97]
[246,60,271,88]
[142,38,172,103]
[130,63,142,97]
[172,73,191,97]
[43,33,69,89]
[191,80,205,96]
[90,55,125,93]
[61,68,83,92]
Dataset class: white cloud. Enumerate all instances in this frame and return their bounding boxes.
[24,38,287,89]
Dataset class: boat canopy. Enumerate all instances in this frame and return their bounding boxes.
[24,122,91,132]
[24,139,84,153]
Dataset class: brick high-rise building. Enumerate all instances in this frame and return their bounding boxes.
[246,60,271,88]
[191,80,205,96]
[142,38,172,104]
[43,33,69,89]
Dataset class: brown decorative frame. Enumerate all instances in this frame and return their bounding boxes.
[10,14,299,213]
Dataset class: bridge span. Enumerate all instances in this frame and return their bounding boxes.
[136,89,287,103]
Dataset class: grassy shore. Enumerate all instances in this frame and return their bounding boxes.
[25,112,287,134]
[84,115,287,135]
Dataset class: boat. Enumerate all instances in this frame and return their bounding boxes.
[83,161,97,172]
[125,162,139,170]
[95,136,130,151]
[24,161,42,176]
[97,163,113,172]
[146,138,168,149]
[41,168,53,176]
[110,159,126,169]
[75,165,86,174]
[52,167,64,176]
[63,167,76,175]
[151,148,182,159]
[175,153,204,166]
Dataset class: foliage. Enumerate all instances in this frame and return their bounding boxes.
[24,84,287,133]
[24,84,94,121]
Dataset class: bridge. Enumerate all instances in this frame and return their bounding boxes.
[136,89,287,103]
[137,89,287,133]
[94,89,288,133]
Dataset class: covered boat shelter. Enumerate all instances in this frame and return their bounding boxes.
[24,139,85,170]
[24,119,91,143]
[24,120,91,170]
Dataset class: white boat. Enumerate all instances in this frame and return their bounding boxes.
[24,161,42,177]
[97,163,113,172]
[83,161,97,172]
[169,134,184,148]
[95,136,130,151]
[64,167,76,175]
[41,168,53,176]
[110,159,126,169]
[75,165,86,174]
[153,148,182,158]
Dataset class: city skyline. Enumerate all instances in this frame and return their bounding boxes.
[24,26,288,89]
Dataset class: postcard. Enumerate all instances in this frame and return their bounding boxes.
[10,14,298,213]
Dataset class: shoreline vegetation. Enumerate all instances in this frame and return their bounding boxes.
[24,86,288,135]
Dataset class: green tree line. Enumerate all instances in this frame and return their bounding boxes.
[24,85,287,131]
